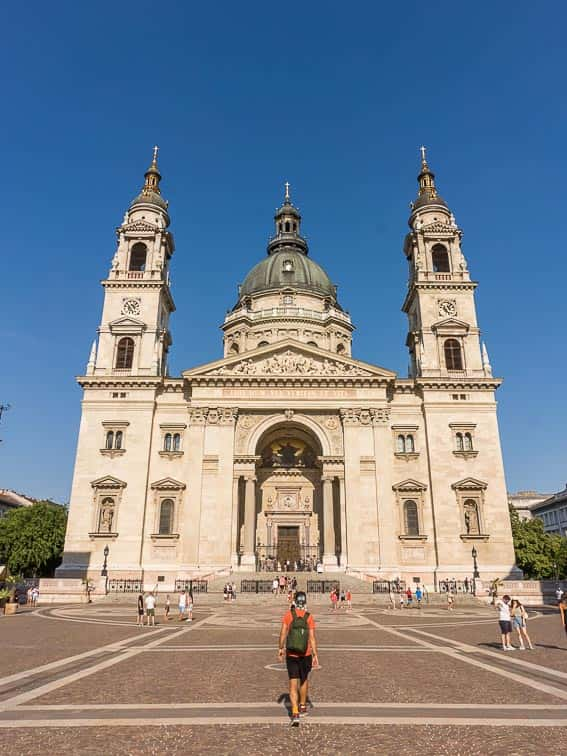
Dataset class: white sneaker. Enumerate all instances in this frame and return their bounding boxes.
[507,646,516,650]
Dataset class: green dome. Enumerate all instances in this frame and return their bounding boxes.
[130,190,168,211]
[240,249,336,301]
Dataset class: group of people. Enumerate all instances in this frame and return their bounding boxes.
[495,595,534,650]
[223,582,237,601]
[329,586,352,611]
[388,585,426,609]
[136,589,194,626]
[272,575,297,595]
[26,586,39,606]
[258,558,318,572]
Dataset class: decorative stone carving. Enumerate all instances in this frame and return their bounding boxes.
[340,407,391,426]
[216,350,370,377]
[284,409,294,421]
[188,407,208,425]
[188,407,238,425]
[235,413,264,454]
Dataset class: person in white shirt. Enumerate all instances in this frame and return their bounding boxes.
[556,587,564,604]
[145,592,156,626]
[496,594,513,650]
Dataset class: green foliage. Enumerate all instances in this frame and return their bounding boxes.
[509,505,567,579]
[0,502,67,577]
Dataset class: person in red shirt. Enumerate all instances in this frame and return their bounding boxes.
[278,591,319,726]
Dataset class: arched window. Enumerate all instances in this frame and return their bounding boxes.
[105,431,114,449]
[229,343,239,355]
[282,259,294,272]
[116,337,135,369]
[172,433,181,451]
[114,431,123,450]
[336,343,345,354]
[164,433,172,452]
[464,432,473,451]
[444,339,463,370]
[258,341,269,347]
[404,500,419,535]
[293,222,297,232]
[397,435,406,453]
[285,221,291,232]
[406,434,415,452]
[159,499,174,535]
[432,244,450,273]
[456,432,464,451]
[307,341,318,347]
[278,222,282,232]
[129,243,147,271]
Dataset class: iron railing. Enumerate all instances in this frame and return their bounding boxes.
[372,580,407,594]
[108,578,143,593]
[307,580,340,594]
[241,580,274,593]
[174,580,208,593]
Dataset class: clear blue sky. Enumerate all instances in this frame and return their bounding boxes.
[1,1,566,503]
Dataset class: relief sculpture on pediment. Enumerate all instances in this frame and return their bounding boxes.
[217,350,370,377]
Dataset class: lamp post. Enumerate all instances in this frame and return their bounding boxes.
[472,546,480,596]
[553,561,559,582]
[101,544,109,577]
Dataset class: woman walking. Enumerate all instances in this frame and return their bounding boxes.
[510,599,534,650]
[186,589,194,621]
[178,588,187,621]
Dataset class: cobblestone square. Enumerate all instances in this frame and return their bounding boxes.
[2,600,567,754]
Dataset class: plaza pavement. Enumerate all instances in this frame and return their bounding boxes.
[1,597,567,754]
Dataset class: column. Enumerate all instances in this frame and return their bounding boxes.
[241,474,257,568]
[230,476,240,568]
[338,475,347,566]
[322,475,338,567]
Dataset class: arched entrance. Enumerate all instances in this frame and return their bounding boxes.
[234,418,343,570]
[254,426,322,570]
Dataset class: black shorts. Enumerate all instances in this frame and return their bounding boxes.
[286,654,312,683]
[499,620,512,634]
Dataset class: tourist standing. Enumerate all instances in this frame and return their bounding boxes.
[272,577,279,596]
[231,582,237,602]
[388,589,396,609]
[145,592,156,626]
[279,575,286,595]
[496,594,514,650]
[137,593,144,626]
[556,586,564,604]
[178,589,187,621]
[446,591,454,611]
[346,589,352,611]
[278,590,318,727]
[399,592,405,610]
[186,589,193,621]
[510,599,534,650]
[415,586,423,608]
[164,594,171,622]
[406,587,413,607]
[330,588,338,611]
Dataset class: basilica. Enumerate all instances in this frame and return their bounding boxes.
[58,149,518,586]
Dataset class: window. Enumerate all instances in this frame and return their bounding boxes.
[406,434,415,452]
[293,222,297,232]
[285,221,290,232]
[172,433,181,451]
[159,499,174,535]
[396,434,415,453]
[104,427,125,451]
[258,341,269,347]
[105,431,114,449]
[283,259,294,272]
[229,343,239,355]
[114,430,123,450]
[444,339,463,370]
[404,500,419,535]
[336,343,345,354]
[456,432,464,451]
[463,432,473,451]
[397,434,406,453]
[116,337,135,369]
[432,244,450,272]
[164,433,172,452]
[129,243,147,271]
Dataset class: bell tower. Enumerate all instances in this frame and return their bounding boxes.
[402,148,492,379]
[86,148,175,377]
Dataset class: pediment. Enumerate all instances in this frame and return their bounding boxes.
[392,478,428,492]
[150,477,186,491]
[183,339,396,380]
[421,220,458,235]
[108,317,147,334]
[91,475,127,489]
[451,477,488,491]
[122,220,158,234]
[431,317,470,334]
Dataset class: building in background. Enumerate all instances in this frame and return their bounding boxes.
[531,485,567,536]
[0,490,35,518]
[508,491,552,521]
[57,148,519,587]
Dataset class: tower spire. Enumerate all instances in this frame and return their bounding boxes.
[142,145,162,196]
[284,181,291,203]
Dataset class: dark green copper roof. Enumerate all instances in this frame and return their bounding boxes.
[240,248,336,301]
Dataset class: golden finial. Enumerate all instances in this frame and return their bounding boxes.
[152,145,159,166]
[420,145,427,165]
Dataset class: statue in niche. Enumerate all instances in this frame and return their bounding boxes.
[99,500,114,533]
[464,500,480,535]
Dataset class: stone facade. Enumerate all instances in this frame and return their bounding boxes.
[58,148,519,588]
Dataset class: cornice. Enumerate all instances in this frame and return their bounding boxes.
[187,375,391,389]
[77,375,164,390]
[101,279,176,311]
[415,377,502,391]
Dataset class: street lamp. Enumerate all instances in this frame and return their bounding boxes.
[101,544,109,577]
[472,546,480,596]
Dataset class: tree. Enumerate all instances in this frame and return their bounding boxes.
[0,502,67,577]
[509,505,567,579]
